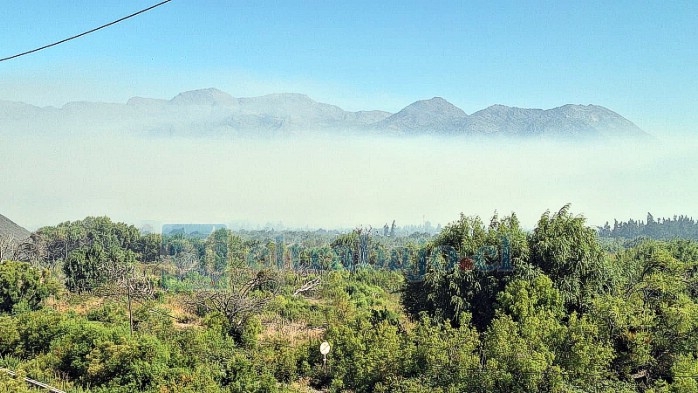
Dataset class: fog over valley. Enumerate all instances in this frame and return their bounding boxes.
[1,119,693,231]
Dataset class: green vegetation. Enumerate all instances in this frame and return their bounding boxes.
[0,260,58,313]
[600,213,698,240]
[2,208,698,392]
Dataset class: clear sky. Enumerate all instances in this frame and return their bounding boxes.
[1,0,697,134]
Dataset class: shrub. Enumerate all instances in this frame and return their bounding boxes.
[0,260,58,313]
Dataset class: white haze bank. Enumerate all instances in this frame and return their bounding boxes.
[1,132,695,231]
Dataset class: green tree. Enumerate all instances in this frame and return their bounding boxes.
[483,275,566,392]
[406,314,481,390]
[0,260,58,313]
[529,204,606,311]
[136,233,162,263]
[590,240,698,388]
[63,244,136,292]
[403,212,530,331]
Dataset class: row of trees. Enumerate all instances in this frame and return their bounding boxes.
[600,213,698,240]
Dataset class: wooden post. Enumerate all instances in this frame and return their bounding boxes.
[127,275,133,336]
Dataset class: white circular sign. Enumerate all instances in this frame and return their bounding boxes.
[320,341,330,355]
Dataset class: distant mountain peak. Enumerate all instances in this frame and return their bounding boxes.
[402,97,465,114]
[477,104,520,112]
[126,96,167,106]
[373,96,467,134]
[169,88,236,106]
[239,93,315,105]
[0,214,30,240]
[421,96,449,104]
[267,93,313,101]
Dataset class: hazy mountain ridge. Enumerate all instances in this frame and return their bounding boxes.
[0,88,647,138]
[0,213,30,240]
[373,97,467,134]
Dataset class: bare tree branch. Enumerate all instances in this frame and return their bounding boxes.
[293,277,322,297]
[185,269,278,333]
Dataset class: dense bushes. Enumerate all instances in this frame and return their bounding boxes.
[0,307,288,392]
[0,260,58,313]
[3,210,698,392]
[394,209,698,392]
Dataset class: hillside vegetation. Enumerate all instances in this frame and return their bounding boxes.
[2,206,698,392]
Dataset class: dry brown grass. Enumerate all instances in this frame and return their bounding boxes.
[259,321,325,345]
[47,293,105,315]
[288,378,327,393]
[156,293,201,327]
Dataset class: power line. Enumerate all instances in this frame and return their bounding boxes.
[1,367,66,393]
[0,0,173,62]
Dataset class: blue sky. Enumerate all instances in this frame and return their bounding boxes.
[2,1,698,229]
[1,0,697,133]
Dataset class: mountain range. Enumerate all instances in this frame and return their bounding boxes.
[0,88,647,138]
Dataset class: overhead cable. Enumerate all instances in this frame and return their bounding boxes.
[0,0,173,62]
